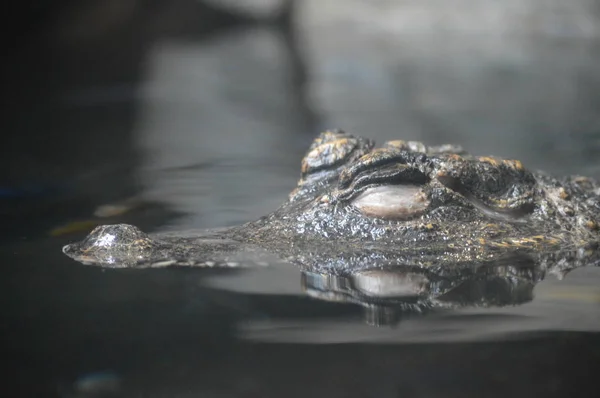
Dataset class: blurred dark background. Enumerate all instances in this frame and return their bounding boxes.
[2,1,600,397]
[3,0,600,237]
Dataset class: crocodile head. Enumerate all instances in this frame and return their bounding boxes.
[236,130,600,252]
[63,130,600,271]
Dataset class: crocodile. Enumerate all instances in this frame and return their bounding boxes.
[63,129,600,279]
[301,260,543,326]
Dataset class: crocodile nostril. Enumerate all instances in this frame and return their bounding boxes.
[62,224,160,266]
[352,185,430,220]
[62,243,75,255]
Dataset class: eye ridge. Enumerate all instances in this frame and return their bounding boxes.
[300,130,375,177]
[338,148,410,189]
[334,164,430,203]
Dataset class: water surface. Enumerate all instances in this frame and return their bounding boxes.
[3,1,600,396]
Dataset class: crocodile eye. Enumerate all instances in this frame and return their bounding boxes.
[352,185,430,220]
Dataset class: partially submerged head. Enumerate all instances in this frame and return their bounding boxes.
[239,129,600,253]
[63,130,600,270]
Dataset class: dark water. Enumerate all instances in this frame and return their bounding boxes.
[3,1,600,397]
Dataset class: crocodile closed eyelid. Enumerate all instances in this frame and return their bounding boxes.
[352,185,430,220]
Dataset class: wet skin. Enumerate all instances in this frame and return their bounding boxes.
[63,129,600,274]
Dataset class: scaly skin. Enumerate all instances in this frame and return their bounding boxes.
[63,129,600,274]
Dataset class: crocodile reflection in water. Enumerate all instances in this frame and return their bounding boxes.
[301,256,542,326]
[63,129,600,280]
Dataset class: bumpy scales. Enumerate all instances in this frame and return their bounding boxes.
[63,130,600,273]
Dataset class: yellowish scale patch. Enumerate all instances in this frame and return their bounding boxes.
[478,156,501,166]
[489,236,561,249]
[502,159,524,170]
